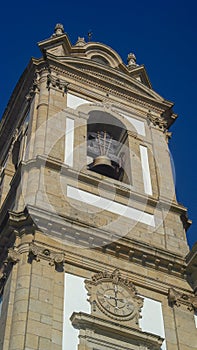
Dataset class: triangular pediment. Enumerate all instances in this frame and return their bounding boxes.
[47,54,165,103]
[38,32,72,57]
[128,65,152,88]
[47,44,67,57]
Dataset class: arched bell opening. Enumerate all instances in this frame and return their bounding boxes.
[87,111,131,184]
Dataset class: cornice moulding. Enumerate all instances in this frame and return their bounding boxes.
[71,311,164,349]
[0,204,188,281]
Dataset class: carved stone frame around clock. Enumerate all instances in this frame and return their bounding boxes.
[85,269,144,328]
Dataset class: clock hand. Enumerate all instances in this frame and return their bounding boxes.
[104,294,113,299]
[104,288,128,306]
[104,295,124,301]
[104,293,127,303]
[114,284,118,307]
[116,299,126,303]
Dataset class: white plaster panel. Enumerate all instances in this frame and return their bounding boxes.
[67,185,155,227]
[63,274,90,350]
[140,145,153,196]
[62,275,167,349]
[64,118,74,167]
[194,312,197,328]
[140,297,166,350]
[120,113,145,136]
[67,93,92,109]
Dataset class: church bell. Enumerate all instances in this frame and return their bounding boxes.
[90,154,115,177]
[88,131,118,178]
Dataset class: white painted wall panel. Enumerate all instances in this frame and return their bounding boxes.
[140,297,166,350]
[64,118,74,167]
[67,185,155,227]
[120,113,146,136]
[67,93,91,109]
[62,275,167,350]
[140,145,153,196]
[67,96,146,137]
[62,274,90,350]
[194,312,197,328]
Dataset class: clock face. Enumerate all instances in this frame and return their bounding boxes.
[96,281,135,319]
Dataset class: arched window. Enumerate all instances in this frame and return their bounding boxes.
[87,111,131,184]
[91,55,109,66]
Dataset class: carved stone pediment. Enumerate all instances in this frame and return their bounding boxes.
[63,59,165,101]
[85,269,143,327]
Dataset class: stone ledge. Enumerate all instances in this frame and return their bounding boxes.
[71,311,163,350]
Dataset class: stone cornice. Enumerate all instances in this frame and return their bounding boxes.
[30,236,194,296]
[1,204,188,281]
[100,238,187,278]
[0,216,192,299]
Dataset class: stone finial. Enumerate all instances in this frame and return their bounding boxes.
[127,52,137,67]
[52,23,64,37]
[75,37,86,46]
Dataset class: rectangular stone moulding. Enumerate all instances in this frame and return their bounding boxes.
[71,312,163,350]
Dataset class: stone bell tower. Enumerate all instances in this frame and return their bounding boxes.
[0,23,196,350]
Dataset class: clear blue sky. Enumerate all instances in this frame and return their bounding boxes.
[0,0,196,248]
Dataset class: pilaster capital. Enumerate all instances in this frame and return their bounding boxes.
[0,247,20,295]
[147,110,167,131]
[25,70,41,102]
[168,287,197,311]
[46,73,69,93]
[29,242,65,270]
[7,247,20,263]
